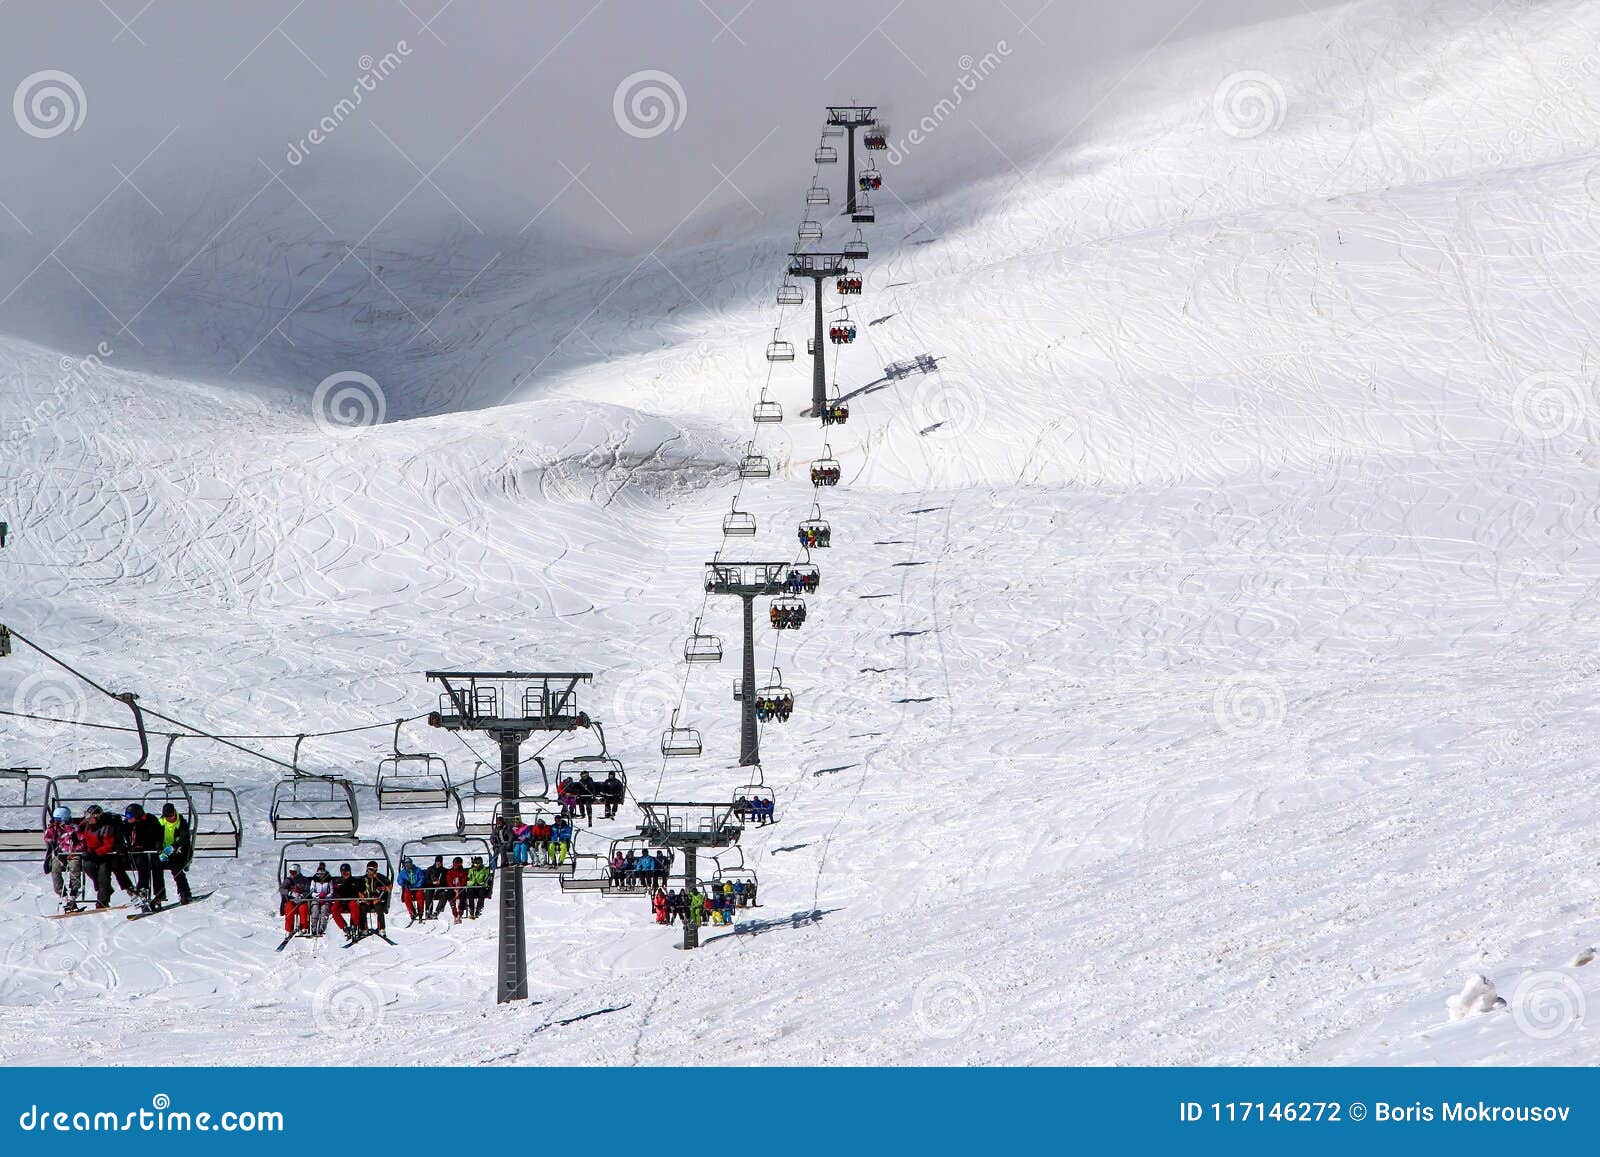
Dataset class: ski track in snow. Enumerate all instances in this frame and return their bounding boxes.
[3,0,1600,1064]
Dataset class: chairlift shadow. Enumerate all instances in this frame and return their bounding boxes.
[701,906,840,945]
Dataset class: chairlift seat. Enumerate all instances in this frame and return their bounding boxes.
[270,774,359,839]
[376,752,452,811]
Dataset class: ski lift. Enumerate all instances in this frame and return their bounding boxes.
[836,274,862,295]
[660,709,703,758]
[822,125,843,138]
[47,768,196,834]
[684,618,723,663]
[733,780,780,826]
[557,851,612,893]
[843,231,869,260]
[752,396,783,423]
[765,329,795,362]
[821,398,850,426]
[732,678,745,702]
[798,506,833,549]
[723,502,757,537]
[811,446,842,486]
[783,562,821,594]
[377,722,453,810]
[828,320,857,345]
[0,767,49,860]
[852,202,876,225]
[864,122,888,149]
[769,595,807,630]
[562,835,678,896]
[738,443,771,479]
[752,672,794,726]
[798,217,823,240]
[635,801,742,847]
[709,863,761,908]
[806,182,830,205]
[814,144,838,165]
[858,165,882,190]
[776,280,804,306]
[270,735,358,838]
[278,836,390,884]
[398,832,496,901]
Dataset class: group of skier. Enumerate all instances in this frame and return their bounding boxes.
[607,845,675,890]
[396,854,491,924]
[554,769,625,824]
[279,860,392,943]
[649,878,755,926]
[754,693,794,723]
[42,802,194,914]
[733,795,777,825]
[495,813,576,867]
[798,523,832,549]
[770,601,807,630]
[828,323,858,344]
[783,568,820,594]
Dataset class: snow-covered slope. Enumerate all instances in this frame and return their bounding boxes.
[4,0,1600,1064]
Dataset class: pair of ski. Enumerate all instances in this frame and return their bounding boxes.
[276,927,396,952]
[47,892,212,921]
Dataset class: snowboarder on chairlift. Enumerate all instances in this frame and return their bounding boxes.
[155,803,194,905]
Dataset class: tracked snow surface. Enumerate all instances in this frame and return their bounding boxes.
[3,0,1600,1064]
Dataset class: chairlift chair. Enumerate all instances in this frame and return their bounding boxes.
[784,563,821,594]
[490,802,576,876]
[852,203,876,225]
[398,832,496,902]
[732,678,745,702]
[684,619,723,663]
[709,864,761,908]
[864,122,888,150]
[821,398,851,427]
[47,768,194,833]
[142,777,242,858]
[376,751,453,811]
[798,217,823,240]
[843,231,869,260]
[278,836,390,884]
[660,709,703,758]
[798,506,833,549]
[770,595,807,630]
[738,444,772,479]
[776,281,804,306]
[752,396,783,424]
[752,673,794,727]
[806,182,830,205]
[270,774,359,839]
[733,780,780,826]
[836,274,862,295]
[557,851,612,893]
[765,330,795,362]
[859,165,882,190]
[811,446,842,487]
[457,776,499,838]
[814,144,838,165]
[723,503,757,537]
[0,768,49,860]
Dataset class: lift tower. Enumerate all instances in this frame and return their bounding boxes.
[426,671,593,1003]
[826,104,878,218]
[637,801,743,949]
[789,251,854,417]
[704,561,796,766]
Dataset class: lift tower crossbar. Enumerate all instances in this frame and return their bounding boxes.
[426,670,593,1003]
[788,252,855,417]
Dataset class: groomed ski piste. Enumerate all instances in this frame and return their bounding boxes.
[5,0,1600,1064]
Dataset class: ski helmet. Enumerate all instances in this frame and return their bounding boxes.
[52,805,71,822]
[124,804,143,819]
[85,805,103,817]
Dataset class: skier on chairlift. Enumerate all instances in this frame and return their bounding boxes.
[308,863,335,937]
[398,856,427,924]
[280,865,311,935]
[44,805,84,912]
